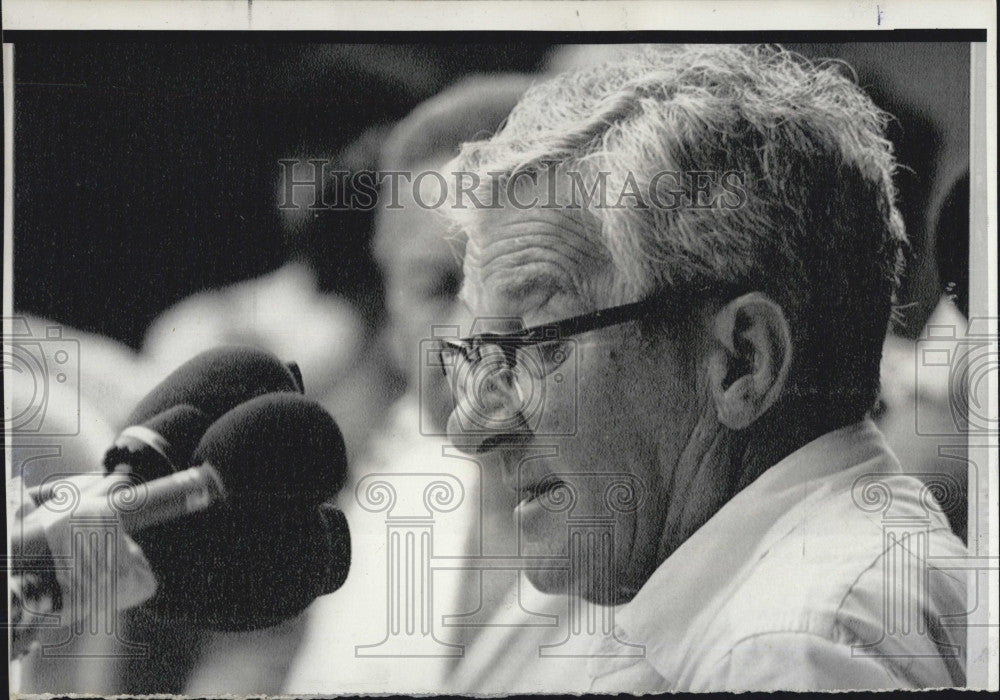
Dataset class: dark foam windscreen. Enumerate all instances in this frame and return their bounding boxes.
[194,393,348,500]
[104,404,213,481]
[146,404,215,467]
[135,392,351,630]
[125,346,303,428]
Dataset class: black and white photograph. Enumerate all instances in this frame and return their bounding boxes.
[4,1,996,695]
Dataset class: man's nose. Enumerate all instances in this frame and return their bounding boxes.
[446,349,531,454]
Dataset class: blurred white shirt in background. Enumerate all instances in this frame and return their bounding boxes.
[142,262,362,400]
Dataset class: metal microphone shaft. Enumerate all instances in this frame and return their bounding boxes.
[13,465,226,564]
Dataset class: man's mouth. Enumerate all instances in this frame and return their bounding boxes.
[478,431,534,454]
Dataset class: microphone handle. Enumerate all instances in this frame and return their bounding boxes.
[119,463,226,532]
[13,465,226,565]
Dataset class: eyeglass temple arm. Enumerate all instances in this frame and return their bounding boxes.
[522,297,662,341]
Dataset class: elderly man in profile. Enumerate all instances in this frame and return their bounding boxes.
[439,45,967,691]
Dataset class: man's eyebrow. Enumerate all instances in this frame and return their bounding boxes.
[494,275,566,304]
[456,275,568,321]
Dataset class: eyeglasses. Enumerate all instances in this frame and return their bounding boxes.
[433,295,675,381]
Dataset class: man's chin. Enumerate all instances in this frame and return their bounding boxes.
[524,566,567,596]
[525,567,626,606]
[519,529,639,605]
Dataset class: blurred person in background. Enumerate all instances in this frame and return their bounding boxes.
[285,74,593,694]
[140,130,399,465]
[877,170,972,542]
[132,135,403,696]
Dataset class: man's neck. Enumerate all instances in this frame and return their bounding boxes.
[737,404,839,490]
[657,399,839,566]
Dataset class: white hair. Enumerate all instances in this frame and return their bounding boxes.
[445,44,907,423]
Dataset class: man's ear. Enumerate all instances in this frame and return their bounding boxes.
[706,292,793,430]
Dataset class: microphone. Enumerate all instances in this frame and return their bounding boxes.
[122,344,304,438]
[134,392,351,630]
[115,465,226,533]
[194,391,349,500]
[95,345,305,487]
[92,404,211,485]
[24,345,301,547]
[27,404,213,509]
[14,392,351,631]
[14,465,227,563]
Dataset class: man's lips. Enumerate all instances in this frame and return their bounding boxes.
[477,430,534,454]
[483,431,540,489]
[483,434,567,506]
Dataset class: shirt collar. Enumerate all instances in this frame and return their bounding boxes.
[608,420,899,680]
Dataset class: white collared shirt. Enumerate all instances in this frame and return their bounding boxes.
[587,420,967,692]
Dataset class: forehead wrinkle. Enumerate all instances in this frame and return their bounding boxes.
[499,201,607,257]
[486,276,568,325]
[467,194,606,249]
[506,217,609,266]
[472,227,599,275]
[548,205,607,250]
[490,269,564,310]
[476,234,605,311]
[469,216,608,279]
[461,190,614,315]
[479,247,581,298]
[461,238,587,318]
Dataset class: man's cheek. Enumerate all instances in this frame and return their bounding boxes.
[612,510,638,569]
[537,343,602,435]
[519,505,567,551]
[536,386,574,436]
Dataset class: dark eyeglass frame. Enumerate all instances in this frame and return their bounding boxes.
[434,292,698,377]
